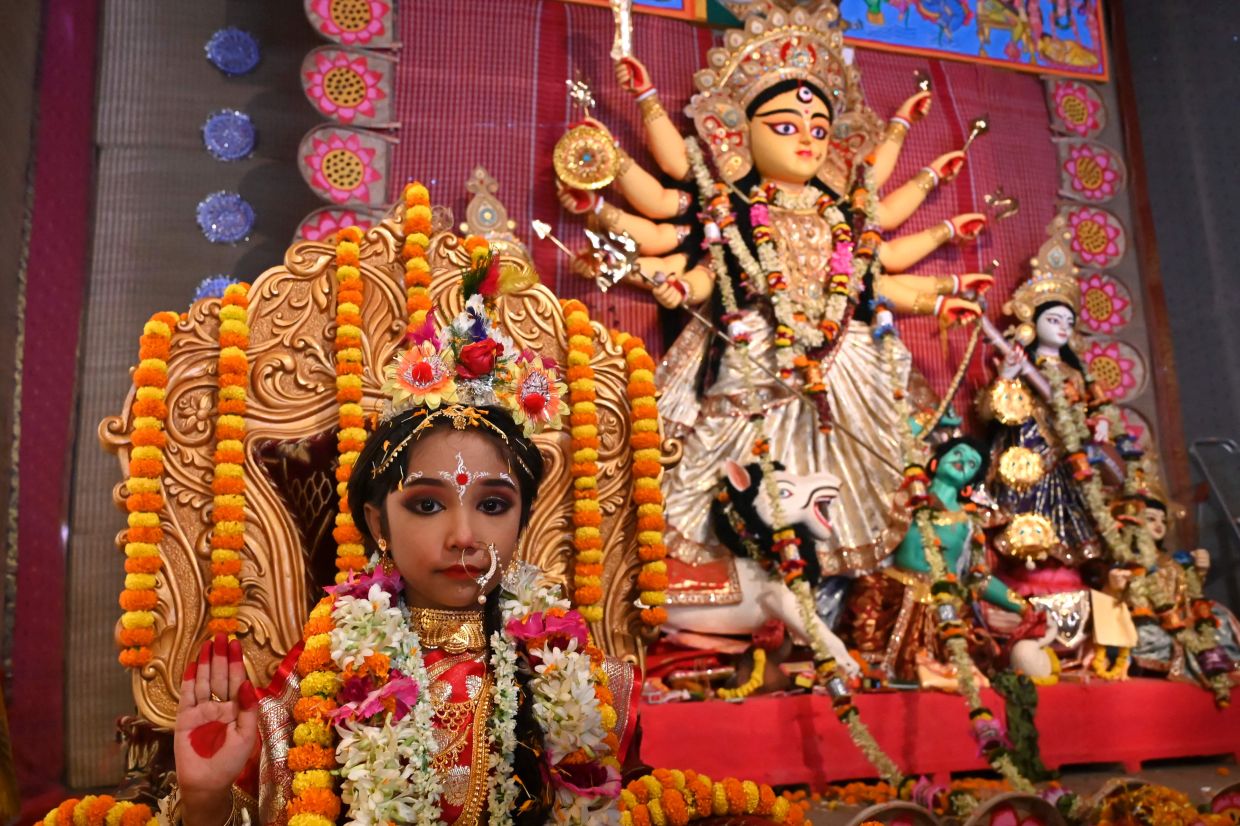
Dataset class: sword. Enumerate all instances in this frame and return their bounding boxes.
[610,0,634,60]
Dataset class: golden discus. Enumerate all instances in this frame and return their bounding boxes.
[553,124,621,191]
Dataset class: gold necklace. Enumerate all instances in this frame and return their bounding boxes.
[409,606,487,654]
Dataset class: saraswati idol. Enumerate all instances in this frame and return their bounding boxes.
[557,1,996,600]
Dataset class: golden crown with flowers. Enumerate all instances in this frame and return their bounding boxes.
[1004,214,1082,345]
[372,246,568,477]
[687,1,875,184]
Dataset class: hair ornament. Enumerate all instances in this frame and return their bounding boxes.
[372,240,566,474]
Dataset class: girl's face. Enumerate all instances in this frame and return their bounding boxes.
[749,86,832,185]
[363,428,523,610]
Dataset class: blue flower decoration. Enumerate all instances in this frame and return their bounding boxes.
[196,192,255,244]
[205,27,260,77]
[202,110,256,161]
[193,274,239,303]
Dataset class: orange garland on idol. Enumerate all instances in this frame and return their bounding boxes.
[286,596,342,826]
[562,299,604,624]
[612,331,668,629]
[118,310,179,668]
[39,795,157,826]
[207,283,250,636]
[617,769,808,826]
[402,182,433,329]
[333,228,368,582]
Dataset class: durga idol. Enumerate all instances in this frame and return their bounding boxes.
[558,2,995,582]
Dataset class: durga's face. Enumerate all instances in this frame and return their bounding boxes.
[748,86,832,186]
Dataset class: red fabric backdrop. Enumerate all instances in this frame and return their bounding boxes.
[393,0,1058,418]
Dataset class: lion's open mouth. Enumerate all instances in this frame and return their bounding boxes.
[813,497,834,534]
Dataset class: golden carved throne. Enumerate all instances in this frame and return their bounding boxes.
[101,173,655,735]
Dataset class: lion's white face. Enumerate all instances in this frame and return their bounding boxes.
[723,459,841,542]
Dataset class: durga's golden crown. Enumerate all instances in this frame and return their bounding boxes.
[693,2,853,111]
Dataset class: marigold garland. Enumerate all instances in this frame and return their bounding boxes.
[401,182,433,329]
[119,310,179,668]
[563,299,604,624]
[40,796,156,826]
[288,596,342,826]
[617,769,808,825]
[333,227,368,583]
[207,283,250,635]
[611,330,668,628]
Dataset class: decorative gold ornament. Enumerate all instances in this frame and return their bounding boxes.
[553,124,620,191]
[409,606,488,654]
[1004,215,1081,324]
[686,2,882,188]
[1001,513,1060,568]
[989,378,1034,425]
[998,446,1045,491]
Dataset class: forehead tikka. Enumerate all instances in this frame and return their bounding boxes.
[436,452,515,503]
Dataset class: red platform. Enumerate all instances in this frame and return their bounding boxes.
[640,679,1240,786]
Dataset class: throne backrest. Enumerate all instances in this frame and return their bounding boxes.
[102,209,652,729]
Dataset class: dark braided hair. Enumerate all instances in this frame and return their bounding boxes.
[347,406,550,823]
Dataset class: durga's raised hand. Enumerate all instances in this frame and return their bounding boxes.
[614,56,653,96]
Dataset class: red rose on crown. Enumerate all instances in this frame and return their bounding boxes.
[456,338,502,379]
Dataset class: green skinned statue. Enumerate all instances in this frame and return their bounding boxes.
[842,437,1026,684]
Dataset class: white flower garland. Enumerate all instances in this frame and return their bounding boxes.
[331,584,442,826]
[326,565,615,826]
[485,627,520,826]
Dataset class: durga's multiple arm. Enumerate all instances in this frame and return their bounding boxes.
[560,56,995,320]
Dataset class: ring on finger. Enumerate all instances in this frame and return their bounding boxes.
[210,692,224,703]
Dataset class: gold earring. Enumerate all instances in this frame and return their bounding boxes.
[377,538,394,572]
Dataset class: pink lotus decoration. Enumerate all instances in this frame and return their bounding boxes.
[1067,207,1124,268]
[299,208,373,242]
[1082,340,1141,401]
[1064,144,1122,202]
[303,131,382,204]
[1052,81,1103,137]
[310,0,389,46]
[304,51,386,124]
[1078,272,1131,334]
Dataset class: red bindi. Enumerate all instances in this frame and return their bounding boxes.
[456,473,469,485]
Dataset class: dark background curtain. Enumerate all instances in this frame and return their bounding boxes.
[1122,0,1240,608]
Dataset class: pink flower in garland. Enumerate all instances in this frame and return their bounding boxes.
[303,132,382,204]
[1077,272,1131,334]
[1051,80,1104,137]
[1063,143,1122,202]
[1067,207,1124,267]
[310,0,389,46]
[303,51,386,123]
[829,241,854,274]
[1081,340,1141,401]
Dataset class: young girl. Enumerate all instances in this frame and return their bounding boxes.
[169,287,634,826]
